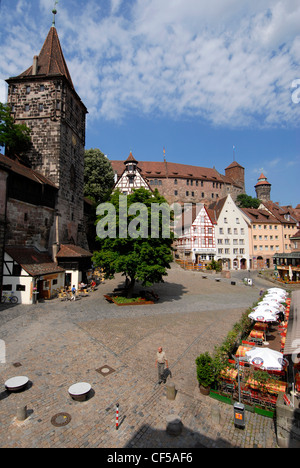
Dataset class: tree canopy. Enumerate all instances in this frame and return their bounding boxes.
[236,193,261,209]
[84,148,115,203]
[0,103,31,157]
[92,187,174,297]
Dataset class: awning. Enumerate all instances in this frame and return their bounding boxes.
[283,290,300,356]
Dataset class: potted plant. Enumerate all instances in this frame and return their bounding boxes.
[195,352,215,395]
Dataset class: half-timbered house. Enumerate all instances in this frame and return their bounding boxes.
[175,204,217,266]
[113,152,152,195]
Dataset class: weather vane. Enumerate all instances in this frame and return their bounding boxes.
[52,1,59,27]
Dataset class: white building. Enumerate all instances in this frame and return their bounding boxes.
[210,195,251,270]
[3,246,65,304]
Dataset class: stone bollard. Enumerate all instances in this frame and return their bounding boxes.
[166,414,183,436]
[166,382,176,400]
[211,406,221,425]
[16,405,27,422]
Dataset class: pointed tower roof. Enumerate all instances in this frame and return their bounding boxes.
[17,26,74,90]
[124,151,138,164]
[255,173,271,187]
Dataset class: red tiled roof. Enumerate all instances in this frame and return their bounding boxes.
[56,244,92,258]
[240,207,278,223]
[110,159,241,186]
[0,153,58,188]
[5,246,64,277]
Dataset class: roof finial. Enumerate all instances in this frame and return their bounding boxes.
[52,1,58,27]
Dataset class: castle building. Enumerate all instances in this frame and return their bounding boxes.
[111,155,245,205]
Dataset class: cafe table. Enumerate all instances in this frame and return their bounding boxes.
[220,368,238,380]
[249,330,265,339]
[247,377,287,394]
[254,323,268,332]
[236,346,253,358]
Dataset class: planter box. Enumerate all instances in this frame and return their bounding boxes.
[209,390,232,405]
[103,295,154,306]
[209,390,274,418]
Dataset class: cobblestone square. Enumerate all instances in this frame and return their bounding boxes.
[0,265,278,448]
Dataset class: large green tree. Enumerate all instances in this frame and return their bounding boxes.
[0,103,31,157]
[84,148,115,203]
[93,187,174,297]
[236,193,260,209]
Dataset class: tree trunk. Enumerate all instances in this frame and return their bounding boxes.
[127,277,135,298]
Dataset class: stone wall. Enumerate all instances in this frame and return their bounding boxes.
[148,177,243,205]
[5,198,55,250]
[276,392,300,448]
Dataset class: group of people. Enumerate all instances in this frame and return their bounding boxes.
[64,279,97,301]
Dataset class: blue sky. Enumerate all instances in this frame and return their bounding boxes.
[0,0,299,206]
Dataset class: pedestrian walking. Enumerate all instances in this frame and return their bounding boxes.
[71,285,76,301]
[155,346,168,384]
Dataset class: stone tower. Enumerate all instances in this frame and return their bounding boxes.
[255,173,271,202]
[5,18,88,249]
[224,161,245,192]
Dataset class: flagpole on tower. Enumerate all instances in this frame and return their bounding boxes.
[233,145,236,161]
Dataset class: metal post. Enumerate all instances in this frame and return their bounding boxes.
[116,403,119,430]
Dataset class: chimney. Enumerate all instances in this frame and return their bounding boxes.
[32,56,38,75]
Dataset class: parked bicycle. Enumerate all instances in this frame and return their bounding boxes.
[1,292,18,304]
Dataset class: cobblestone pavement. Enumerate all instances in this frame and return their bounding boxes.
[0,264,278,448]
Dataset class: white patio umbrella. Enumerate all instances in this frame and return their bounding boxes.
[289,265,293,281]
[267,289,287,298]
[253,303,281,313]
[264,294,286,302]
[267,287,286,293]
[245,347,288,371]
[248,308,278,322]
[257,301,285,312]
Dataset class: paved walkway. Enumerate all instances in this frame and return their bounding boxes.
[0,265,279,448]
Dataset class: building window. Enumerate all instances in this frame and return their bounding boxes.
[174,179,177,185]
[25,104,30,112]
[40,85,45,92]
[186,191,189,196]
[16,285,26,291]
[26,86,31,94]
[174,190,178,196]
[39,104,44,111]
[2,284,12,291]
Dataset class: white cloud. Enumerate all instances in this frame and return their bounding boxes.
[1,0,300,128]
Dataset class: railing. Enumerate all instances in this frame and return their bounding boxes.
[175,260,206,271]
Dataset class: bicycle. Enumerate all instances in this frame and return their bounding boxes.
[1,292,18,304]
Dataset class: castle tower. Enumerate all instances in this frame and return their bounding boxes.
[224,161,245,192]
[5,14,88,249]
[255,173,271,202]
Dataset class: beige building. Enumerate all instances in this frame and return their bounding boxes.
[241,203,298,270]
